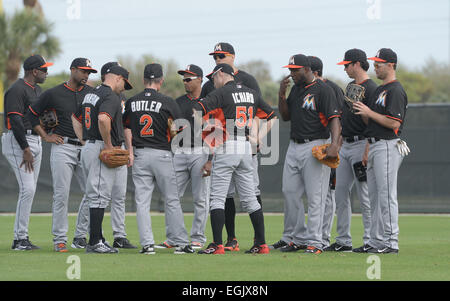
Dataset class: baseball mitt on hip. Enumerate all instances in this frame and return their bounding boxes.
[99,148,129,168]
[40,109,59,130]
[344,83,365,113]
[312,143,340,169]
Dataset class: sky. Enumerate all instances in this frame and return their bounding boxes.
[3,0,449,82]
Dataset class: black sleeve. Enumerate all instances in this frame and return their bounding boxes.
[99,93,120,121]
[9,114,29,150]
[385,88,407,123]
[168,98,183,120]
[194,90,221,115]
[318,85,341,120]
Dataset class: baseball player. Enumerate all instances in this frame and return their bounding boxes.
[202,42,264,252]
[170,64,210,249]
[353,48,408,254]
[274,54,341,254]
[122,63,194,255]
[72,65,133,253]
[194,63,276,255]
[26,58,97,252]
[322,49,377,252]
[2,54,52,250]
[71,62,137,250]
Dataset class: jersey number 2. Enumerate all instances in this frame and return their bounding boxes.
[139,114,154,137]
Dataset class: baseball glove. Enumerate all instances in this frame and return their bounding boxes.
[345,83,365,113]
[99,148,129,168]
[312,143,340,169]
[167,118,178,139]
[40,109,58,130]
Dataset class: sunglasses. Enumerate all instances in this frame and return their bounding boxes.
[182,77,198,83]
[213,53,230,60]
[37,67,48,73]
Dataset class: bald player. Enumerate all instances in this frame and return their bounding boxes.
[72,65,133,253]
[2,54,52,251]
[353,48,407,254]
[27,58,97,252]
[194,63,276,255]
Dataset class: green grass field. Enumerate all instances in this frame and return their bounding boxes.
[0,214,449,281]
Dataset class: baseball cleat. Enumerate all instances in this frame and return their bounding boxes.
[352,244,373,253]
[174,245,195,254]
[305,246,323,254]
[269,240,288,250]
[54,243,69,253]
[224,238,239,251]
[198,243,225,254]
[86,241,119,254]
[155,241,178,249]
[190,242,204,249]
[367,247,399,254]
[113,237,137,249]
[245,244,270,254]
[25,238,40,250]
[140,245,155,255]
[280,242,307,252]
[13,239,34,251]
[71,237,87,249]
[323,243,352,252]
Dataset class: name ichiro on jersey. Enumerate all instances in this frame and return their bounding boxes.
[232,92,254,104]
[130,100,162,113]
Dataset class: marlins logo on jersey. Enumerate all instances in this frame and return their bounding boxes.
[302,94,316,111]
[375,90,387,107]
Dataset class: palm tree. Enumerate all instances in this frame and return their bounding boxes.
[0,8,60,89]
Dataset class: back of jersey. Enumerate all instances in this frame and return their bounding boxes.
[123,88,182,151]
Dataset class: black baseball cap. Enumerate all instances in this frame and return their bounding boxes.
[177,64,203,78]
[337,48,367,65]
[101,62,120,76]
[23,54,53,71]
[368,48,397,63]
[283,54,310,69]
[209,42,235,55]
[144,63,163,79]
[105,65,133,90]
[70,58,97,73]
[308,56,323,72]
[207,63,235,79]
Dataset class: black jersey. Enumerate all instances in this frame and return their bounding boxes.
[322,78,345,111]
[365,80,407,139]
[341,79,377,138]
[286,79,341,141]
[195,81,274,140]
[28,82,93,138]
[175,94,203,147]
[75,84,124,146]
[123,88,183,151]
[200,69,261,98]
[4,78,42,131]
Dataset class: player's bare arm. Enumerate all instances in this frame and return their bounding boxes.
[353,101,401,130]
[98,114,113,149]
[33,123,64,145]
[325,117,341,158]
[278,75,291,121]
[71,114,85,144]
[124,128,133,167]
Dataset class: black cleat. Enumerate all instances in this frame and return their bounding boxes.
[113,237,137,249]
[13,239,34,251]
[280,242,307,252]
[324,242,352,252]
[140,245,155,255]
[269,240,288,250]
[71,237,87,249]
[174,245,195,254]
[86,241,119,254]
[352,244,373,253]
[367,247,398,254]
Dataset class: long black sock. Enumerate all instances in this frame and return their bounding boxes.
[89,208,105,246]
[224,197,236,241]
[256,195,262,209]
[249,209,265,245]
[210,208,225,245]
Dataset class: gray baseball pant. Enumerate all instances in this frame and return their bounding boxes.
[209,140,261,214]
[173,148,210,244]
[282,139,330,249]
[367,139,403,250]
[133,147,189,247]
[335,140,371,247]
[321,188,336,248]
[226,154,261,198]
[2,131,42,240]
[50,141,90,244]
